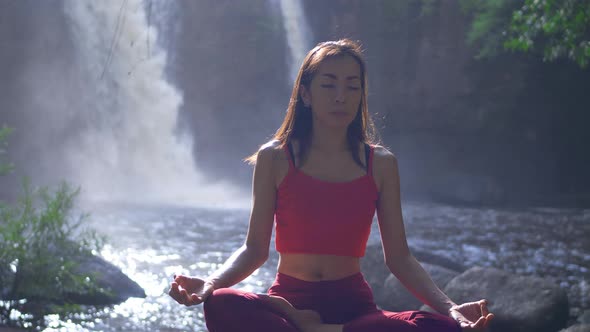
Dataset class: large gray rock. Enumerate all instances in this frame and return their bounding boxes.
[441,266,569,332]
[1,251,145,305]
[361,243,464,307]
[578,310,590,324]
[411,248,466,273]
[66,252,146,305]
[360,243,390,302]
[560,325,590,332]
[380,262,459,311]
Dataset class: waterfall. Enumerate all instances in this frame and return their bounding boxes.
[278,0,313,83]
[62,0,247,208]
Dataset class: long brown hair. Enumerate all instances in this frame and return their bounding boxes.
[245,38,379,166]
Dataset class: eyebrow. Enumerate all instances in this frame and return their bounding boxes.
[321,73,360,80]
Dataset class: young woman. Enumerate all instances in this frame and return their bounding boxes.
[169,39,494,332]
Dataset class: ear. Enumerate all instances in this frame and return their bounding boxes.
[300,85,311,107]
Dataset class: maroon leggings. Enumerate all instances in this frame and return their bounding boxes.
[204,272,461,332]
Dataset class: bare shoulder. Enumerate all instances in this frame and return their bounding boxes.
[371,144,399,191]
[256,140,289,186]
[258,140,284,160]
[372,144,398,168]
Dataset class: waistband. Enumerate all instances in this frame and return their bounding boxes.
[272,272,366,289]
[268,271,377,320]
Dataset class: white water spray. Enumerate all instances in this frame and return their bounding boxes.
[278,0,313,83]
[63,0,247,208]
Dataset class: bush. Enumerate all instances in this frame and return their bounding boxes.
[0,126,13,176]
[0,127,105,328]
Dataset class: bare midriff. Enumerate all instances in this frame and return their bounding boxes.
[277,253,361,281]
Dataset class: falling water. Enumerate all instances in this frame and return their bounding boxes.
[62,0,247,208]
[278,0,313,83]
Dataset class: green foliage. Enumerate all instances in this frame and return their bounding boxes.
[0,126,14,176]
[505,0,590,68]
[461,0,590,68]
[459,0,524,59]
[0,129,106,328]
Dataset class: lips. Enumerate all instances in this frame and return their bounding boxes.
[330,111,348,116]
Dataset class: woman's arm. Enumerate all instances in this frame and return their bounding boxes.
[169,143,278,306]
[374,148,494,330]
[206,144,278,289]
[374,148,456,314]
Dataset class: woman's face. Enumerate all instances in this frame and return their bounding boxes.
[301,55,362,129]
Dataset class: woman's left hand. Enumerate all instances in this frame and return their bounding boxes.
[449,299,494,331]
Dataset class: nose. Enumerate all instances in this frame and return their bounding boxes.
[335,85,345,104]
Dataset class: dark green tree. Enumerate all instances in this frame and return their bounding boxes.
[461,0,590,68]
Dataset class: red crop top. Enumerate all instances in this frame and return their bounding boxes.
[274,142,379,257]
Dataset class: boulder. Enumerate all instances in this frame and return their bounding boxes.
[560,325,590,332]
[361,243,464,307]
[380,262,459,311]
[578,310,590,324]
[1,251,145,305]
[439,266,569,332]
[360,243,390,302]
[411,248,466,272]
[65,252,146,305]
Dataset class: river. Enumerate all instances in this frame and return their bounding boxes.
[36,201,589,331]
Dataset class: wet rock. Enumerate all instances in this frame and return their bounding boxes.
[380,262,459,311]
[360,243,390,304]
[0,251,145,305]
[578,310,590,324]
[411,248,466,272]
[65,252,146,305]
[360,243,463,307]
[441,266,569,332]
[560,324,590,332]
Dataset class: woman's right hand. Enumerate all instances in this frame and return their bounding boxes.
[168,274,215,306]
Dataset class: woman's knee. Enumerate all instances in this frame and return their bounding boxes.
[204,288,247,316]
[412,311,461,332]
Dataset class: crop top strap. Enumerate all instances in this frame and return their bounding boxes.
[284,142,296,170]
[365,143,373,176]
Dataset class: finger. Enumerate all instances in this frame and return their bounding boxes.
[473,316,486,329]
[182,294,198,306]
[177,284,195,304]
[483,313,494,328]
[178,286,192,302]
[190,293,201,304]
[175,274,192,282]
[458,320,471,329]
[168,282,185,304]
[480,301,489,317]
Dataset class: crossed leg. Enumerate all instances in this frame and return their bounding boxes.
[204,288,460,332]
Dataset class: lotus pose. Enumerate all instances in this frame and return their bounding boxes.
[169,39,494,332]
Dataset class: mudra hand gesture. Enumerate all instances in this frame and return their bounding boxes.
[168,274,215,306]
[450,299,494,331]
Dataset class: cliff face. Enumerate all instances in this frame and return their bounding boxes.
[169,0,290,183]
[301,0,590,206]
[0,0,80,195]
[0,0,588,206]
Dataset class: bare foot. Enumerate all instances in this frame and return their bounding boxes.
[263,295,322,332]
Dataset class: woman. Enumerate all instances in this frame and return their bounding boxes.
[169,39,494,332]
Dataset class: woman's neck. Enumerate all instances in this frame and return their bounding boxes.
[310,126,348,152]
